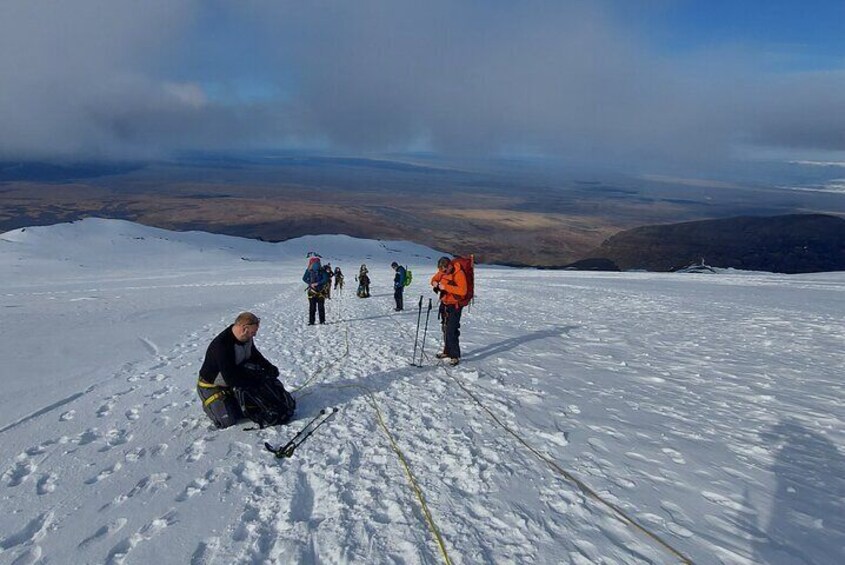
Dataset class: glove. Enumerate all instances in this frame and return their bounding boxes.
[432,285,440,294]
[268,366,280,378]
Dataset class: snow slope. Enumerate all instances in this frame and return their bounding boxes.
[1,218,843,564]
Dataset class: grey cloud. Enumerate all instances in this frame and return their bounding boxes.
[740,71,845,151]
[0,0,843,167]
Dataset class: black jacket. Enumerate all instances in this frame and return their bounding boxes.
[199,325,277,387]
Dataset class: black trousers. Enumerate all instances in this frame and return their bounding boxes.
[394,287,404,310]
[308,295,326,324]
[440,304,463,359]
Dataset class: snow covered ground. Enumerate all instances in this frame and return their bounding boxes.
[1,218,843,564]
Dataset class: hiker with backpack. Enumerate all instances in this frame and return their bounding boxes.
[356,264,370,298]
[196,312,295,429]
[391,261,407,311]
[431,256,472,366]
[303,256,330,324]
[334,266,344,291]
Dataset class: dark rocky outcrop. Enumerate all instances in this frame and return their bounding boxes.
[582,214,845,273]
[560,257,621,271]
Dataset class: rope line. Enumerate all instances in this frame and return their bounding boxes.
[324,382,453,565]
[367,389,453,565]
[284,313,452,564]
[441,367,693,564]
[291,325,350,393]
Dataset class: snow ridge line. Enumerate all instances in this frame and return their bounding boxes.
[291,325,350,394]
[440,366,694,565]
[325,381,453,565]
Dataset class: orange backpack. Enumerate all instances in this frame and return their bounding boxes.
[452,255,475,307]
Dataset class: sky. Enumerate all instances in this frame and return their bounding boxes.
[1,1,844,173]
[0,218,842,563]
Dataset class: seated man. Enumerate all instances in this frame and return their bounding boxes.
[197,312,281,428]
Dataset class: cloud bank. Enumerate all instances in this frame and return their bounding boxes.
[1,0,843,169]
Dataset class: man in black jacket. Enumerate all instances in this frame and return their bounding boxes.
[197,312,280,428]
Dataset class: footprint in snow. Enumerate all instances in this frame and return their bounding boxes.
[105,473,170,509]
[190,536,221,565]
[78,518,128,549]
[60,410,76,421]
[73,429,104,449]
[3,453,37,487]
[37,472,58,495]
[124,447,147,463]
[99,428,133,451]
[97,401,115,418]
[149,385,174,400]
[85,462,123,485]
[176,477,209,501]
[183,439,206,463]
[105,510,177,564]
[0,511,54,556]
[151,443,168,457]
[288,470,316,523]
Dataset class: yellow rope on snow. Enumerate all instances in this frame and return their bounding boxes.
[324,381,453,565]
[367,391,454,565]
[288,314,451,562]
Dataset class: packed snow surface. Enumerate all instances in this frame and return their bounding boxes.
[1,218,843,564]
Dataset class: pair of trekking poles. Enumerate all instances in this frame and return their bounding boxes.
[411,295,434,367]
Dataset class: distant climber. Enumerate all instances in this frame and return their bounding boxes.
[356,264,371,298]
[303,256,330,324]
[391,261,407,311]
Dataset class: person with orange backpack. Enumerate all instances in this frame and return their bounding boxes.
[430,255,473,366]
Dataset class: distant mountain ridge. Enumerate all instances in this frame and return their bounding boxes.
[576,214,845,273]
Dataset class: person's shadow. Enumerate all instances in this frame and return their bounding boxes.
[745,418,845,563]
[463,325,580,362]
[291,366,417,416]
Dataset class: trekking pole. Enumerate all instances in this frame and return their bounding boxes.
[264,408,339,458]
[418,298,433,365]
[264,409,327,456]
[411,295,423,365]
[277,407,339,458]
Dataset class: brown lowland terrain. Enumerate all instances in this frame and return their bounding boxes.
[0,181,625,264]
[2,158,841,265]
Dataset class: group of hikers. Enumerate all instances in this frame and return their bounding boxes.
[197,254,472,430]
[301,258,382,324]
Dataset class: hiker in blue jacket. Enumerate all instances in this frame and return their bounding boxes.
[391,261,407,311]
[303,256,330,324]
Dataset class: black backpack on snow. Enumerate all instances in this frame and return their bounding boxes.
[234,379,296,428]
